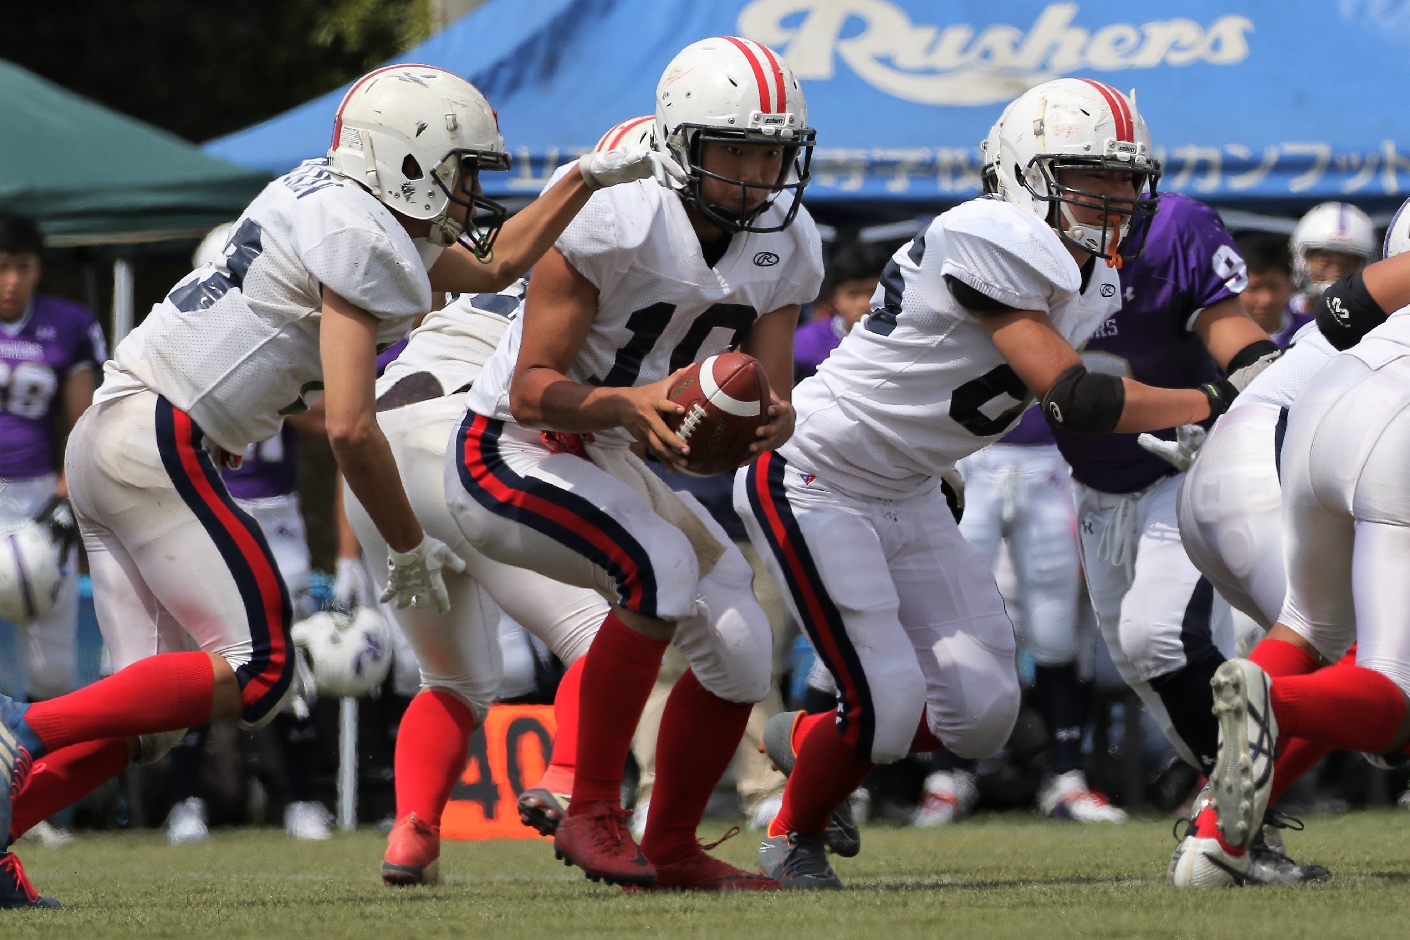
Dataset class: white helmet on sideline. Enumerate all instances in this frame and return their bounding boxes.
[983,78,1160,265]
[292,607,393,698]
[0,522,63,623]
[327,64,512,254]
[655,37,815,233]
[595,115,656,153]
[1291,202,1376,293]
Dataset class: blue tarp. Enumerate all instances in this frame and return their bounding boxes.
[206,0,1410,211]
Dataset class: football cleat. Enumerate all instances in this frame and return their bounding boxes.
[0,695,39,850]
[1210,659,1277,849]
[517,788,569,837]
[758,831,843,890]
[17,820,76,848]
[381,813,441,886]
[284,801,333,841]
[1170,805,1250,888]
[628,799,648,842]
[164,797,209,846]
[1246,811,1332,885]
[760,711,860,857]
[910,770,978,827]
[553,801,656,887]
[748,793,783,831]
[1038,770,1127,823]
[626,830,779,892]
[0,852,59,909]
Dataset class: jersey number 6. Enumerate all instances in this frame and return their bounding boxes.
[949,364,1031,437]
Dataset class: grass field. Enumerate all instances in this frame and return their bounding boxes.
[6,811,1410,939]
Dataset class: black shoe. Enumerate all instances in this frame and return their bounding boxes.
[0,853,59,909]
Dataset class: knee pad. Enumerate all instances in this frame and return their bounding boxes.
[135,729,187,766]
[944,678,1021,760]
[865,665,928,764]
[680,554,774,704]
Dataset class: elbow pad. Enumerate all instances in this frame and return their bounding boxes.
[1041,365,1125,435]
[1317,271,1388,350]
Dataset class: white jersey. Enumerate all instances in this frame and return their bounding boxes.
[468,164,824,447]
[376,283,524,399]
[781,197,1122,500]
[1240,320,1336,410]
[96,159,440,451]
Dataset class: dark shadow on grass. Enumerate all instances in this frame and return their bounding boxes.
[853,876,1154,892]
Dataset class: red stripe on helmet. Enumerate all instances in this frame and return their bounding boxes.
[756,42,789,115]
[722,36,772,112]
[600,115,654,152]
[1078,79,1133,143]
[330,63,449,150]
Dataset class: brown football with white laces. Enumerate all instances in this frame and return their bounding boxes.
[665,352,771,477]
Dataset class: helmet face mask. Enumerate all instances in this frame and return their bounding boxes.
[672,124,815,234]
[1025,154,1161,262]
[1290,201,1376,295]
[427,149,513,259]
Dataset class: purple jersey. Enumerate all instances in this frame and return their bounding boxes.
[377,337,408,376]
[793,314,845,382]
[0,294,105,480]
[1052,194,1245,493]
[1271,301,1314,348]
[223,425,299,500]
[998,406,1055,446]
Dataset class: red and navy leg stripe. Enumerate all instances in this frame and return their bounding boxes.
[745,451,876,759]
[456,413,660,618]
[154,398,292,725]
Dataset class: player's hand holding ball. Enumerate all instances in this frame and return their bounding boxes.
[663,352,775,476]
[613,374,693,470]
[578,146,687,191]
[382,534,467,615]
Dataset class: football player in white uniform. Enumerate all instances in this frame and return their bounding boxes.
[1287,201,1377,319]
[736,79,1248,890]
[1167,202,1410,887]
[1199,244,1410,887]
[0,65,677,908]
[447,37,821,891]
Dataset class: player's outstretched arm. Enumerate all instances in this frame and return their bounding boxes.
[979,307,1212,435]
[321,289,464,612]
[508,247,689,467]
[739,303,800,454]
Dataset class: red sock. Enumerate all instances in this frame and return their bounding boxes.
[22,652,213,755]
[1269,663,1406,752]
[7,739,129,847]
[1193,803,1245,857]
[1249,637,1321,678]
[639,670,752,865]
[394,690,478,828]
[909,713,946,753]
[535,657,583,795]
[769,712,873,838]
[569,612,668,812]
[1268,737,1331,805]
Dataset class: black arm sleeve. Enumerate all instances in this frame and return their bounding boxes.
[1226,339,1280,374]
[1317,271,1388,351]
[1041,365,1125,435]
[945,274,1018,314]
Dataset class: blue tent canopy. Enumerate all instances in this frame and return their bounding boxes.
[206,0,1410,213]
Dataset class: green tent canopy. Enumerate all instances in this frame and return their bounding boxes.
[0,58,270,246]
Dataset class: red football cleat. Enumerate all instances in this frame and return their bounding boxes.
[553,801,656,887]
[381,813,441,886]
[517,788,568,837]
[628,845,781,892]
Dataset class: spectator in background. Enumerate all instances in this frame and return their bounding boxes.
[0,212,103,847]
[794,240,894,381]
[1236,233,1300,346]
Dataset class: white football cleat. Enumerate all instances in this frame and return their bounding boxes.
[17,820,76,848]
[910,770,978,827]
[285,801,333,841]
[1038,770,1127,823]
[748,793,783,831]
[1210,659,1277,848]
[1171,805,1250,887]
[165,797,209,845]
[629,799,649,842]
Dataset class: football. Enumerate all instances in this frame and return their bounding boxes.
[665,352,772,476]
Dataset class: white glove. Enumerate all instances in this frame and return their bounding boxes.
[333,557,376,611]
[578,146,687,191]
[1137,424,1207,473]
[381,535,466,615]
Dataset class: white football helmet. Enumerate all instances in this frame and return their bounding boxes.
[0,522,63,624]
[291,607,393,699]
[1385,197,1410,259]
[655,37,814,233]
[327,64,512,254]
[192,223,233,271]
[595,115,656,153]
[982,78,1160,265]
[1291,202,1376,292]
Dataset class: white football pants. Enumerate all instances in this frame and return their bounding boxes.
[1278,352,1410,693]
[957,444,1081,668]
[235,493,312,618]
[446,412,772,705]
[737,451,1020,765]
[1178,402,1287,629]
[0,473,79,700]
[344,395,608,721]
[1074,473,1235,768]
[66,391,294,729]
